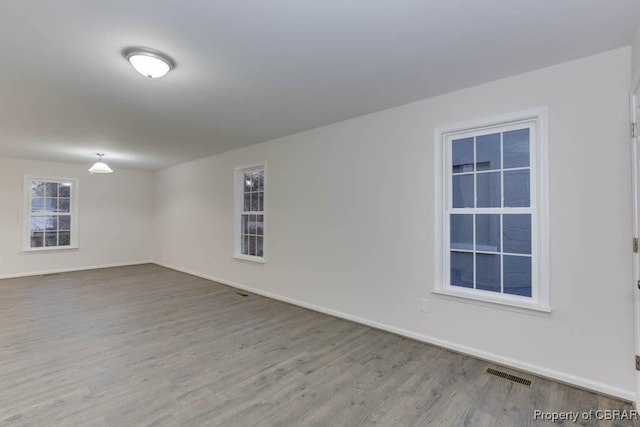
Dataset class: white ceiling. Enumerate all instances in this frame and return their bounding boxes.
[1,0,639,170]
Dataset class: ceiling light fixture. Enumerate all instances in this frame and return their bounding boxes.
[88,153,114,174]
[123,47,175,79]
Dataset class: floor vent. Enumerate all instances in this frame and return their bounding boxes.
[235,292,250,297]
[486,368,532,387]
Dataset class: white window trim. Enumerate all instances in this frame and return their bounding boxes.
[433,108,550,313]
[233,162,267,263]
[23,175,79,252]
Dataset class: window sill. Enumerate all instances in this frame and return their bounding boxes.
[22,246,79,253]
[233,254,266,264]
[432,288,551,315]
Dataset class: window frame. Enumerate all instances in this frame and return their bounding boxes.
[23,176,79,252]
[434,108,549,312]
[233,162,267,263]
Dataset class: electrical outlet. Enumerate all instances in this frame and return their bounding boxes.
[420,298,430,313]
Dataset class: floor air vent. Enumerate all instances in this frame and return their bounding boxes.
[235,292,249,297]
[486,368,532,387]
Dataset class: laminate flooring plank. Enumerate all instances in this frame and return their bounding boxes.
[72,415,111,427]
[273,334,424,426]
[0,264,637,427]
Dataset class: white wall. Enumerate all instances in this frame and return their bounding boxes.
[633,17,640,87]
[0,157,154,277]
[155,47,634,399]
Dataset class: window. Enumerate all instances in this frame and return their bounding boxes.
[234,163,266,262]
[434,109,549,311]
[24,177,78,251]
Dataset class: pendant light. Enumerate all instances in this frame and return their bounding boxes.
[88,153,114,174]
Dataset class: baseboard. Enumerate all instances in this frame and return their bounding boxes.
[154,261,636,403]
[0,261,154,280]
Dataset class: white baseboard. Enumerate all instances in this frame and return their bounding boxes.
[154,261,636,403]
[0,261,153,280]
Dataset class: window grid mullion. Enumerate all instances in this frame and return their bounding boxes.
[473,136,477,289]
[500,131,505,293]
[452,166,529,177]
[472,214,476,289]
[447,121,536,301]
[500,215,504,294]
[27,179,74,249]
[236,167,265,259]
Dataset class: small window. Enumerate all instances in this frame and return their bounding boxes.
[434,109,549,312]
[24,177,78,251]
[234,163,266,263]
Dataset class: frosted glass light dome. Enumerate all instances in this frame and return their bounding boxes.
[124,47,175,79]
[88,154,114,174]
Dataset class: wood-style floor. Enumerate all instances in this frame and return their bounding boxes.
[0,264,636,426]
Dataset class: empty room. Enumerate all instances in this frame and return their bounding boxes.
[3,1,640,425]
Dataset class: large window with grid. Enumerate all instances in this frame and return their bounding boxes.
[234,163,266,262]
[24,177,78,250]
[435,109,549,311]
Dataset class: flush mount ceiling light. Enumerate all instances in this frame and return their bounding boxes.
[88,153,114,174]
[123,47,175,78]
